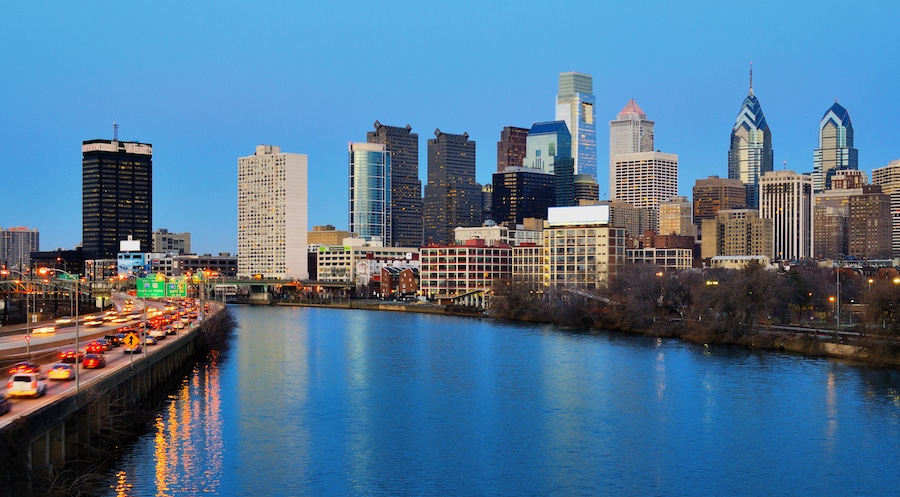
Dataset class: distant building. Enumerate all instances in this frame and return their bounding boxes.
[381,266,419,299]
[659,196,695,238]
[609,99,654,199]
[555,71,597,179]
[573,174,599,204]
[813,101,858,193]
[152,229,191,255]
[423,129,482,245]
[237,145,308,279]
[367,122,423,247]
[813,169,869,259]
[0,227,39,271]
[700,209,773,260]
[601,200,651,239]
[543,205,626,289]
[728,65,773,209]
[491,168,556,227]
[848,187,891,259]
[692,176,747,239]
[420,239,511,300]
[149,253,238,278]
[497,126,529,172]
[308,225,352,247]
[349,142,391,245]
[82,138,153,260]
[315,239,418,289]
[871,159,900,257]
[610,151,678,232]
[760,170,813,261]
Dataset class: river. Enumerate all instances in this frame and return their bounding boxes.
[98,305,900,496]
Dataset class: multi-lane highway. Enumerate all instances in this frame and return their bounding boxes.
[0,299,211,429]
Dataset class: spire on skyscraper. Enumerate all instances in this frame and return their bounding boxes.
[749,61,754,97]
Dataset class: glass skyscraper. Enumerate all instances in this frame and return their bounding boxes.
[349,142,392,244]
[367,121,422,247]
[555,72,596,180]
[522,121,574,207]
[813,101,858,193]
[728,65,773,209]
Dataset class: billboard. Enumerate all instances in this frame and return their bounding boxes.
[547,205,610,226]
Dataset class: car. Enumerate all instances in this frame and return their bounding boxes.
[173,321,185,330]
[124,342,142,354]
[82,354,106,369]
[96,338,112,350]
[0,396,10,415]
[104,334,123,347]
[58,349,85,363]
[33,325,56,334]
[54,316,75,325]
[164,325,176,335]
[6,373,47,398]
[48,363,75,381]
[7,361,43,378]
[84,319,104,326]
[85,341,106,354]
[148,328,166,339]
[143,335,157,345]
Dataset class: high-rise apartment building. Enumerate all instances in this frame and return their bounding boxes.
[492,168,556,226]
[693,176,748,238]
[871,159,900,257]
[423,130,482,245]
[813,101,858,193]
[544,205,626,289]
[610,151,678,233]
[349,142,391,244]
[848,186,891,259]
[812,169,868,260]
[367,121,423,248]
[609,99,654,200]
[497,126,529,172]
[760,170,813,261]
[555,72,596,179]
[0,227,39,271]
[728,66,773,209]
[82,139,153,260]
[700,209,773,259]
[659,196,695,237]
[152,229,191,255]
[237,145,308,280]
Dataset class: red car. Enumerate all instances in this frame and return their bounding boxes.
[7,361,42,376]
[58,349,85,363]
[82,354,106,369]
[85,341,106,354]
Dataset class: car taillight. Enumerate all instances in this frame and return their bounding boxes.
[31,381,37,388]
[6,381,11,389]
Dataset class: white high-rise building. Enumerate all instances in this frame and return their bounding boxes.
[555,72,596,180]
[237,145,308,280]
[871,159,900,257]
[609,99,654,200]
[760,170,813,261]
[610,151,678,233]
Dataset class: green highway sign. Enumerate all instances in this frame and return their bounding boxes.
[166,281,187,297]
[136,277,166,298]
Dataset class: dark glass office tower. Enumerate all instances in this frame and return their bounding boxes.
[82,139,153,259]
[497,126,529,172]
[423,129,482,245]
[492,168,556,226]
[728,64,773,209]
[367,121,423,247]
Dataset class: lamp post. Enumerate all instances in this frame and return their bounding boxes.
[1,268,33,356]
[40,267,81,392]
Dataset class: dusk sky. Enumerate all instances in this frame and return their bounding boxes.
[3,1,899,255]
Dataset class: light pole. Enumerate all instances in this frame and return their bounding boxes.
[39,268,81,392]
[1,268,33,356]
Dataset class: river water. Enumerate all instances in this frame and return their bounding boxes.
[98,305,900,497]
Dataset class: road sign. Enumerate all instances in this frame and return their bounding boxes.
[123,332,141,348]
[136,277,166,298]
[24,335,31,343]
[166,280,187,298]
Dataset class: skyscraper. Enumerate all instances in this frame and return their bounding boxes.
[760,170,812,261]
[728,65,773,209]
[555,72,596,179]
[573,174,599,204]
[497,126,529,172]
[692,176,748,239]
[609,99,654,200]
[349,142,391,244]
[491,168,556,227]
[82,139,152,260]
[0,227,39,271]
[870,159,900,257]
[367,121,423,247]
[522,121,575,207]
[813,101,858,193]
[610,152,678,233]
[423,130,482,245]
[237,145,308,280]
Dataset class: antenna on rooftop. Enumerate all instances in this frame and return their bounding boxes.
[749,61,754,96]
[783,160,787,170]
[113,121,119,141]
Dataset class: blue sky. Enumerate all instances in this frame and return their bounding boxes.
[2,1,899,255]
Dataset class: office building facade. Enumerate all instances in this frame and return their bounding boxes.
[813,101,858,193]
[522,121,575,207]
[367,121,423,247]
[727,66,773,209]
[82,139,153,259]
[610,151,678,233]
[497,126,529,172]
[555,72,597,179]
[573,174,599,204]
[609,99,654,200]
[423,130,482,245]
[659,196,695,237]
[0,227,39,271]
[349,142,392,244]
[492,168,556,226]
[692,176,748,239]
[237,145,308,280]
[760,170,813,261]
[152,229,191,255]
[871,159,900,257]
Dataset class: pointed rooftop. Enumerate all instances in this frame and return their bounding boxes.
[617,99,646,118]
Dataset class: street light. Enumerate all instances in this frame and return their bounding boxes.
[1,268,33,357]
[39,267,81,392]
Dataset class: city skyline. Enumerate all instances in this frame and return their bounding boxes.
[3,2,899,255]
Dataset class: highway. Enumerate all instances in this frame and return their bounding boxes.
[0,299,211,430]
